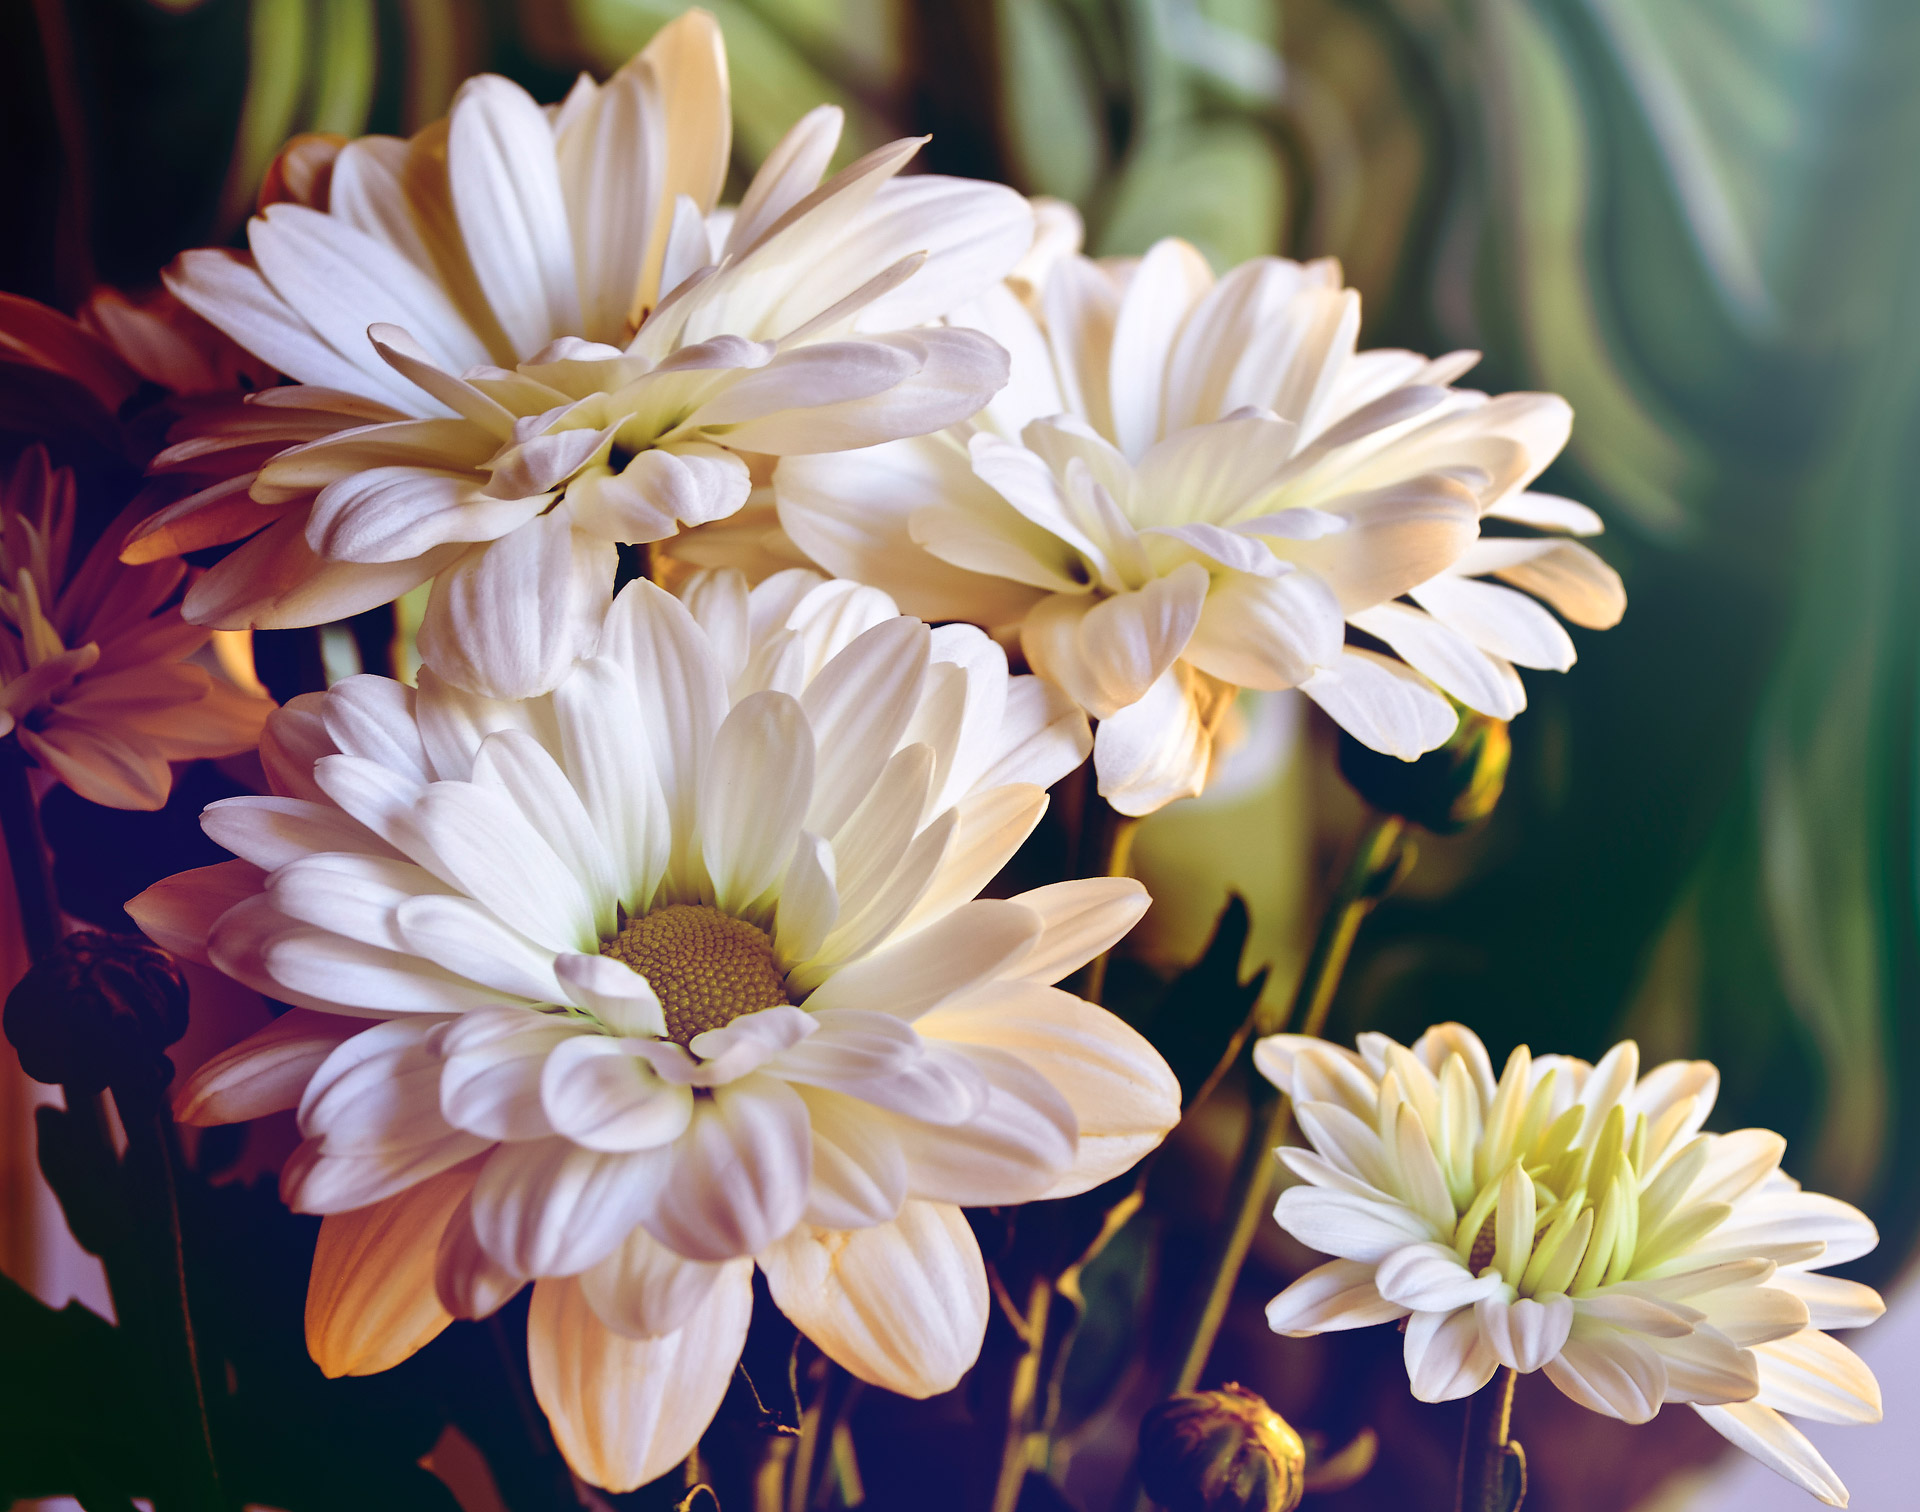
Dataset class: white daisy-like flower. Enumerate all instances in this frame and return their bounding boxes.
[130,9,1033,700]
[130,569,1179,1492]
[777,223,1623,814]
[1255,1025,1882,1507]
[0,447,273,810]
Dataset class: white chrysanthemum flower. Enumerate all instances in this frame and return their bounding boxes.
[1255,1025,1882,1507]
[131,569,1179,1493]
[0,447,273,809]
[778,224,1624,814]
[133,10,1032,700]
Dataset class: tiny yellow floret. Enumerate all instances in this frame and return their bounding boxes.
[599,903,790,1045]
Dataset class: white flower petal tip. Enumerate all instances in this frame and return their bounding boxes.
[1260,1021,1882,1473]
[528,1266,753,1493]
[760,1202,989,1398]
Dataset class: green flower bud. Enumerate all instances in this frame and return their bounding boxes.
[4,931,189,1094]
[1337,708,1511,834]
[1138,1384,1307,1512]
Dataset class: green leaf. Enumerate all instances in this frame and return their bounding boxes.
[1096,118,1287,267]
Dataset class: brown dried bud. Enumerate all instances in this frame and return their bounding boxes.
[4,931,189,1094]
[1138,1384,1307,1512]
[1337,708,1511,834]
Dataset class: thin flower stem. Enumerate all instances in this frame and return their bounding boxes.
[1166,813,1408,1397]
[0,740,225,1507]
[0,735,59,962]
[1456,1367,1524,1512]
[990,1274,1054,1512]
[1079,808,1139,1005]
[118,1081,226,1511]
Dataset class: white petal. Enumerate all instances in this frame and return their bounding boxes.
[1403,1305,1499,1402]
[801,899,1043,1020]
[554,953,667,1037]
[699,690,814,913]
[438,1005,579,1140]
[1346,601,1526,719]
[595,580,729,877]
[395,894,566,1003]
[883,1043,1076,1205]
[305,1166,473,1377]
[470,1137,672,1278]
[540,1036,696,1152]
[642,1074,812,1261]
[1266,1258,1408,1336]
[1411,575,1576,671]
[1090,663,1225,816]
[527,1266,752,1493]
[1770,1272,1885,1331]
[1753,1331,1881,1424]
[1300,648,1457,760]
[580,1223,735,1339]
[760,1201,988,1397]
[409,778,596,953]
[1181,569,1345,691]
[172,1008,357,1126]
[1106,238,1214,460]
[1273,1186,1437,1262]
[799,617,930,837]
[796,1087,909,1230]
[1376,1243,1503,1312]
[1543,1323,1667,1423]
[1693,1402,1851,1507]
[1475,1291,1574,1373]
[552,658,671,909]
[447,74,582,355]
[1004,878,1150,985]
[914,982,1180,1197]
[434,1193,527,1319]
[416,515,612,700]
[773,1009,988,1126]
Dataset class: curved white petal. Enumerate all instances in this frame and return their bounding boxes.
[527,1265,752,1493]
[760,1201,988,1397]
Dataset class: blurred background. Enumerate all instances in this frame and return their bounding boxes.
[3,2,1917,1509]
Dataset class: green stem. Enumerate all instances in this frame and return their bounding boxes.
[117,1081,226,1511]
[990,1275,1054,1512]
[1077,805,1139,1006]
[1167,814,1408,1396]
[1456,1368,1524,1512]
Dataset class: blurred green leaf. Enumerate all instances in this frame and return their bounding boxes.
[307,0,378,136]
[1097,118,1285,265]
[998,0,1106,204]
[216,0,309,231]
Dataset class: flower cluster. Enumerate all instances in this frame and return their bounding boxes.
[11,7,1872,1507]
[1257,1025,1882,1506]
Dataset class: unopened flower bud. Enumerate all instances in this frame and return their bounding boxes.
[4,932,190,1094]
[1138,1384,1306,1512]
[1337,708,1510,834]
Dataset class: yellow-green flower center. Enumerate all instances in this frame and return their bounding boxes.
[599,903,790,1046]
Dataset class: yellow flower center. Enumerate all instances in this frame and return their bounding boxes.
[599,903,790,1046]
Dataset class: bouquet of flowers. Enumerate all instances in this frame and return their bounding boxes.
[0,9,1891,1512]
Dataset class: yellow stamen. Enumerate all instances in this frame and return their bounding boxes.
[599,902,790,1046]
